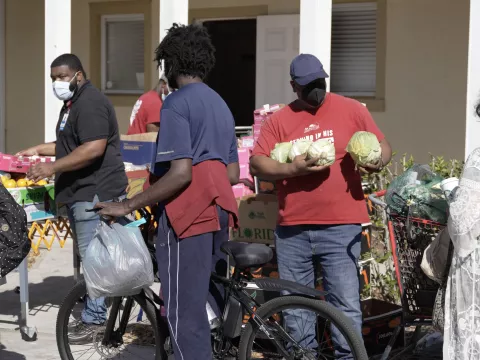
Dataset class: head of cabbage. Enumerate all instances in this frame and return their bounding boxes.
[346,131,382,167]
[307,139,336,166]
[270,142,292,163]
[288,140,312,163]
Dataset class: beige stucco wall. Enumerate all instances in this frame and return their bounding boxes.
[373,0,469,163]
[188,0,470,163]
[71,0,158,135]
[189,0,299,14]
[4,0,470,163]
[5,0,44,154]
[70,0,301,135]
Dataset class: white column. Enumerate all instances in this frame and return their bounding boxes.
[159,0,189,76]
[159,0,189,45]
[299,0,332,91]
[44,0,71,143]
[465,0,480,159]
[0,0,5,152]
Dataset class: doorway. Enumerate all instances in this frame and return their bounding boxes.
[203,19,256,127]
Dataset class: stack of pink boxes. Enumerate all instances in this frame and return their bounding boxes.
[232,137,255,198]
[231,104,285,198]
[0,153,54,173]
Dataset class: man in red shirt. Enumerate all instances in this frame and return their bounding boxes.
[250,54,392,358]
[126,75,169,135]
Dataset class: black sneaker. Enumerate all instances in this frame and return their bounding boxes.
[68,320,105,345]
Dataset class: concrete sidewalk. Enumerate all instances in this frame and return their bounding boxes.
[0,241,75,360]
[0,330,57,360]
[0,239,161,360]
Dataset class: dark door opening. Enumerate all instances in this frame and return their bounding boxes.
[203,19,256,127]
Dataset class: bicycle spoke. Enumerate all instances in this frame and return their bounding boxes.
[64,293,158,360]
[246,302,360,360]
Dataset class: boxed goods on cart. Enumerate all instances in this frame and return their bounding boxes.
[0,154,56,222]
[120,133,157,166]
[124,163,150,199]
[0,153,53,174]
[230,194,278,245]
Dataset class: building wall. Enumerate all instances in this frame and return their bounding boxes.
[72,0,156,135]
[188,0,469,162]
[374,0,469,163]
[4,0,471,163]
[70,0,301,135]
[5,0,44,154]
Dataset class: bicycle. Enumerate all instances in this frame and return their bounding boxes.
[56,208,368,360]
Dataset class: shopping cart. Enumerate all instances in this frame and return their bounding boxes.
[368,190,445,360]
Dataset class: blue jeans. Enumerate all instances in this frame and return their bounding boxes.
[275,224,363,360]
[67,195,126,324]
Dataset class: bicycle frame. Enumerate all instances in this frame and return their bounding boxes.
[213,267,328,359]
[97,206,328,356]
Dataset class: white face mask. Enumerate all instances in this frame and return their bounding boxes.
[161,91,171,101]
[52,72,79,101]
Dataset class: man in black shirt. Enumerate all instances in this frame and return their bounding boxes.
[18,54,127,340]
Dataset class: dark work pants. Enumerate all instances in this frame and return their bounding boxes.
[156,206,229,360]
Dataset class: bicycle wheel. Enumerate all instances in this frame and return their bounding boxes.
[238,295,368,360]
[56,280,167,360]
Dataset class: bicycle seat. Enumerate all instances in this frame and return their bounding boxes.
[221,242,273,268]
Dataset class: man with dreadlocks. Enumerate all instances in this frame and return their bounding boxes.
[96,23,240,359]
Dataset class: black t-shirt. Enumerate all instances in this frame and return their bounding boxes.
[55,81,128,204]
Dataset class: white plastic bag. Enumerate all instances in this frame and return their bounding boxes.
[83,222,154,299]
[421,227,451,284]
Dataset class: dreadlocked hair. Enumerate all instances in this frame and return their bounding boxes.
[154,23,216,81]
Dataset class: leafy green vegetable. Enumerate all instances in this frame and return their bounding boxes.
[346,131,382,166]
[307,139,336,166]
[270,142,292,163]
[288,140,312,162]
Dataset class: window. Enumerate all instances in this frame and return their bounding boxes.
[331,3,377,97]
[101,14,144,94]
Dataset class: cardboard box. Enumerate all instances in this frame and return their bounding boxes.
[253,111,264,126]
[237,148,250,164]
[232,184,254,199]
[254,104,285,116]
[0,154,52,173]
[230,194,278,244]
[126,169,150,199]
[257,179,276,194]
[120,133,157,166]
[8,184,55,206]
[361,299,404,356]
[23,203,56,222]
[232,184,245,198]
[240,136,255,149]
[239,163,250,180]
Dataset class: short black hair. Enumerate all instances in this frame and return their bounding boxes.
[154,23,215,81]
[476,101,480,117]
[51,53,87,78]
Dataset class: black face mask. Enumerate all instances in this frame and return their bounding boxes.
[302,87,326,108]
[300,79,327,108]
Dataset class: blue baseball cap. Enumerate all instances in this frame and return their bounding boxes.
[290,54,329,86]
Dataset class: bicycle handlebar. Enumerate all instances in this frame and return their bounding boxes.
[85,206,152,226]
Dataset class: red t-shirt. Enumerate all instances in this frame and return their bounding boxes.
[251,93,384,226]
[165,160,239,239]
[127,91,162,135]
